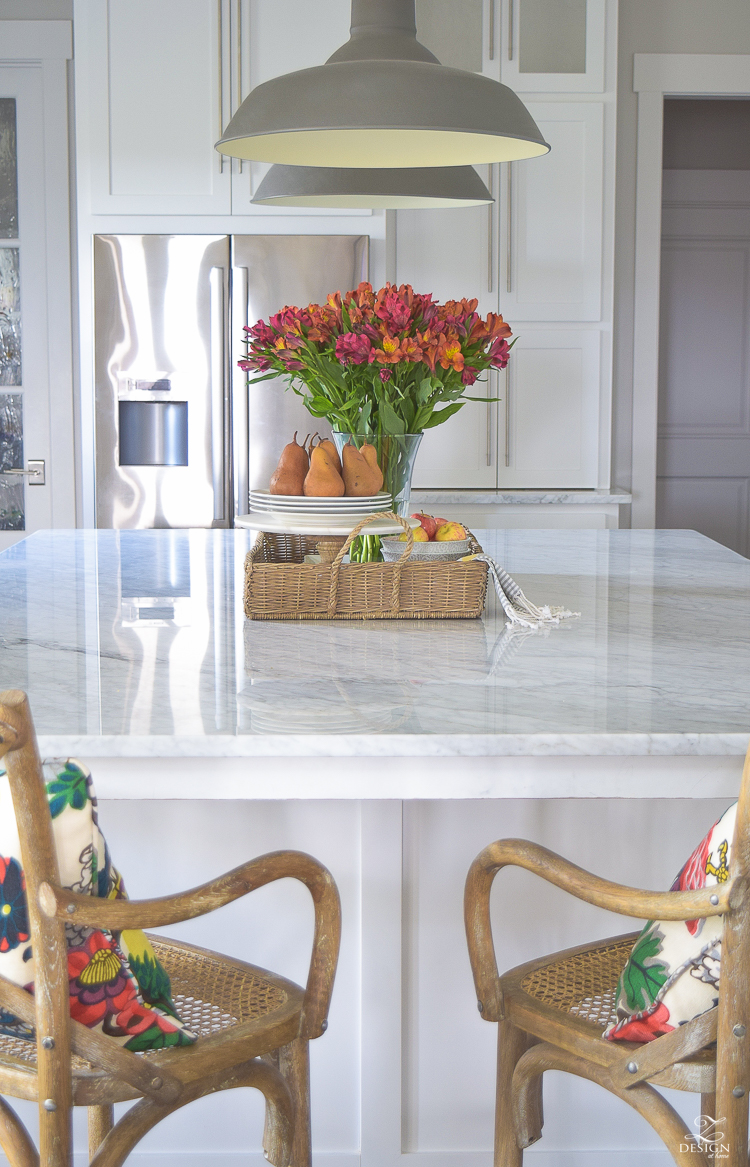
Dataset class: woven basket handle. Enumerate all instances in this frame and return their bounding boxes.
[328,512,413,617]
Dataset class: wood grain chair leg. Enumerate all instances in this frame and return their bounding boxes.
[278,1038,311,1167]
[0,1096,39,1167]
[88,1105,114,1160]
[89,1058,294,1167]
[495,1021,538,1167]
[698,1094,716,1167]
[513,1043,711,1167]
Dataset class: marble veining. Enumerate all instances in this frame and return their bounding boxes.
[410,489,631,505]
[0,528,748,756]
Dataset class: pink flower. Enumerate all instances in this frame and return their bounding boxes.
[239,354,272,372]
[245,320,275,346]
[461,366,478,386]
[336,332,373,365]
[379,369,392,383]
[489,338,511,370]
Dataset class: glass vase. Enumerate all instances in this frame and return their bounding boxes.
[332,432,423,517]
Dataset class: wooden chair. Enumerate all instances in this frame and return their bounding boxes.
[0,690,341,1167]
[464,742,750,1167]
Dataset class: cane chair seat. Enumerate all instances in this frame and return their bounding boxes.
[501,931,717,1093]
[0,935,306,1107]
[516,933,637,1030]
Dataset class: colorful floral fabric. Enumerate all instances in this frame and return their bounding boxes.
[0,758,195,1051]
[605,802,736,1043]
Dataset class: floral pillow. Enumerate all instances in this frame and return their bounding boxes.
[0,758,196,1052]
[605,802,736,1043]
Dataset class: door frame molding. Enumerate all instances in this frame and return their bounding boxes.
[631,53,750,527]
[0,21,75,542]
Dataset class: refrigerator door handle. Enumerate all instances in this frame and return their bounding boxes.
[231,264,250,521]
[210,267,227,523]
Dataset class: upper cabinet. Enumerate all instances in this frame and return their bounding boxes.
[502,0,606,92]
[502,102,604,322]
[74,0,356,217]
[76,0,232,215]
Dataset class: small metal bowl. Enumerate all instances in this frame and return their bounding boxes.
[380,536,472,562]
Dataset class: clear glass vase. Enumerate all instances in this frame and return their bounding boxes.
[332,432,423,517]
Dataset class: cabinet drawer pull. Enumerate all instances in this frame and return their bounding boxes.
[218,0,225,173]
[486,372,494,467]
[506,162,512,293]
[487,165,494,293]
[236,0,244,171]
[505,367,511,467]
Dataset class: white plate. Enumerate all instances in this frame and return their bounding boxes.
[236,513,420,537]
[248,503,387,516]
[250,490,390,507]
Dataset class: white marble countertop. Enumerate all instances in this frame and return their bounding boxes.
[410,489,632,505]
[0,529,748,775]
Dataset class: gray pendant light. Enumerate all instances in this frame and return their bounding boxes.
[251,164,493,208]
[216,0,550,169]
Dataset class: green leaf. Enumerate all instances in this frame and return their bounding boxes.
[619,924,670,1013]
[379,398,406,434]
[46,762,90,819]
[421,402,465,429]
[417,377,434,404]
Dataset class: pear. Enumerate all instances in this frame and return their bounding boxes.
[319,437,342,475]
[342,442,383,496]
[270,432,309,495]
[304,445,345,496]
[360,442,384,492]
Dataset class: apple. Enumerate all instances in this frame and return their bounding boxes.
[435,521,467,541]
[411,512,437,540]
[399,526,429,541]
[434,517,448,528]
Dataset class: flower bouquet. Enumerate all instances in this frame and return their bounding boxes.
[239,281,514,513]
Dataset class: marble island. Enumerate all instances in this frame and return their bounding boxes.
[0,527,748,798]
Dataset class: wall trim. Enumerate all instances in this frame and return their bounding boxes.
[0,20,72,61]
[630,52,750,526]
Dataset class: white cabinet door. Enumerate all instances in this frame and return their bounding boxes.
[498,329,600,488]
[398,203,499,490]
[502,0,607,92]
[502,103,603,322]
[230,0,367,216]
[76,0,232,215]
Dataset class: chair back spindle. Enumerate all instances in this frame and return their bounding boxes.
[713,742,750,1162]
[0,690,72,1167]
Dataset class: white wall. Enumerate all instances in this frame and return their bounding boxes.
[613,0,750,503]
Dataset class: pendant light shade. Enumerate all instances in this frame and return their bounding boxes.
[251,164,493,209]
[216,0,550,169]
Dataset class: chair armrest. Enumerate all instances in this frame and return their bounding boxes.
[464,837,732,1023]
[0,972,182,1102]
[39,850,341,1040]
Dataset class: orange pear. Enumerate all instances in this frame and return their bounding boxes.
[342,442,383,496]
[360,442,384,492]
[303,445,345,496]
[269,432,309,495]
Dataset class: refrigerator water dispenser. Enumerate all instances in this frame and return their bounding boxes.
[118,400,188,467]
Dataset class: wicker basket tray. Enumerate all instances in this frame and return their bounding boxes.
[243,513,488,621]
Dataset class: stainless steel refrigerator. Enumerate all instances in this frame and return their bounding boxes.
[94,234,369,529]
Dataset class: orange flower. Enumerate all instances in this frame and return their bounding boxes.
[374,334,403,364]
[436,333,465,373]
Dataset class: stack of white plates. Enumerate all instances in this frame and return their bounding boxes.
[248,489,391,515]
[237,490,420,536]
